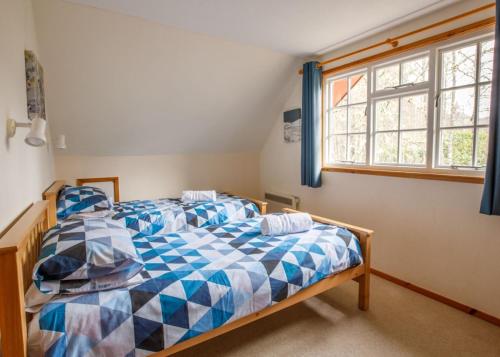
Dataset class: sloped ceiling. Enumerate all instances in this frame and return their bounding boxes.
[65,0,458,56]
[34,0,457,156]
[34,0,299,155]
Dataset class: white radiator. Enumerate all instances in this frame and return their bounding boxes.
[264,192,299,213]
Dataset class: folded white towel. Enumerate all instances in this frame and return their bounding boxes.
[261,212,313,236]
[181,190,217,203]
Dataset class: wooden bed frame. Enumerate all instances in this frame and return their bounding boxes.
[42,178,268,228]
[0,187,372,357]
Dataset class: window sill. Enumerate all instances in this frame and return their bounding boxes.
[322,166,484,184]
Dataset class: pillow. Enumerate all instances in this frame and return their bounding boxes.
[33,217,144,295]
[57,185,113,221]
[260,212,313,236]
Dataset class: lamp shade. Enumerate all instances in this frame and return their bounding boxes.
[25,117,47,147]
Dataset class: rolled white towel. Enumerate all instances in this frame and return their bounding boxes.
[181,190,217,203]
[261,212,313,236]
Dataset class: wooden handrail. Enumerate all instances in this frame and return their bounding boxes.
[298,2,495,74]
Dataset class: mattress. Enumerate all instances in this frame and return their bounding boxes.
[28,217,362,356]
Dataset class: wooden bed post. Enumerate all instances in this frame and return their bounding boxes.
[357,230,372,311]
[42,180,66,228]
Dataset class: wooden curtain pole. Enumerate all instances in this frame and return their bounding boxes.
[323,17,495,76]
[298,2,495,74]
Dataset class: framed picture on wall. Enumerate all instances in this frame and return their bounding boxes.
[25,50,46,120]
[284,108,301,143]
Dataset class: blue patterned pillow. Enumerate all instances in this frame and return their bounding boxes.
[57,185,113,221]
[33,217,144,294]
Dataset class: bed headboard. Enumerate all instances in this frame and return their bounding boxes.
[0,201,49,357]
[42,177,120,227]
[76,176,120,202]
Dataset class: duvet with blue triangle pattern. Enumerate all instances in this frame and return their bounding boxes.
[28,217,362,356]
[111,193,260,237]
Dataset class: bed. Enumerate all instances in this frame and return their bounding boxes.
[43,178,267,237]
[113,193,261,235]
[27,216,365,355]
[0,197,372,356]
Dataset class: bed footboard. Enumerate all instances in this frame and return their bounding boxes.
[283,208,372,310]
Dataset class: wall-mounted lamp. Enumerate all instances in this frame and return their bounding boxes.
[54,134,67,149]
[7,117,47,147]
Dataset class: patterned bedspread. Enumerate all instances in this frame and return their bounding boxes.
[176,193,260,229]
[112,194,260,237]
[28,217,362,356]
[112,199,188,237]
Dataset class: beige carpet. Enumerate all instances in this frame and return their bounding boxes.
[173,276,500,357]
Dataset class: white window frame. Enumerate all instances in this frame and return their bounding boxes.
[434,35,494,170]
[322,30,493,178]
[371,89,430,167]
[324,68,369,165]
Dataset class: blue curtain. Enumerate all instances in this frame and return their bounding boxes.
[301,61,322,188]
[480,3,500,215]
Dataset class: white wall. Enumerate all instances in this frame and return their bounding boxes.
[0,0,55,231]
[56,151,260,200]
[33,0,298,156]
[261,1,500,318]
[32,0,298,201]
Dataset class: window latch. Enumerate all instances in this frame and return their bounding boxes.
[339,160,355,164]
[385,82,416,90]
[435,93,440,108]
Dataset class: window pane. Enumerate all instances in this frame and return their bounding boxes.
[440,87,475,127]
[480,40,494,82]
[439,128,474,166]
[402,56,429,85]
[375,98,399,131]
[349,73,367,104]
[333,77,348,107]
[376,64,399,90]
[400,130,426,165]
[332,107,347,134]
[442,44,476,88]
[333,135,347,162]
[347,134,366,163]
[374,132,398,164]
[478,84,492,125]
[348,104,367,133]
[476,127,489,167]
[400,94,428,130]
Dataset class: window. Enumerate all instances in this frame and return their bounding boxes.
[325,71,367,164]
[436,39,493,169]
[373,93,428,166]
[323,33,493,177]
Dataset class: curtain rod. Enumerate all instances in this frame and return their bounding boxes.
[298,2,495,74]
